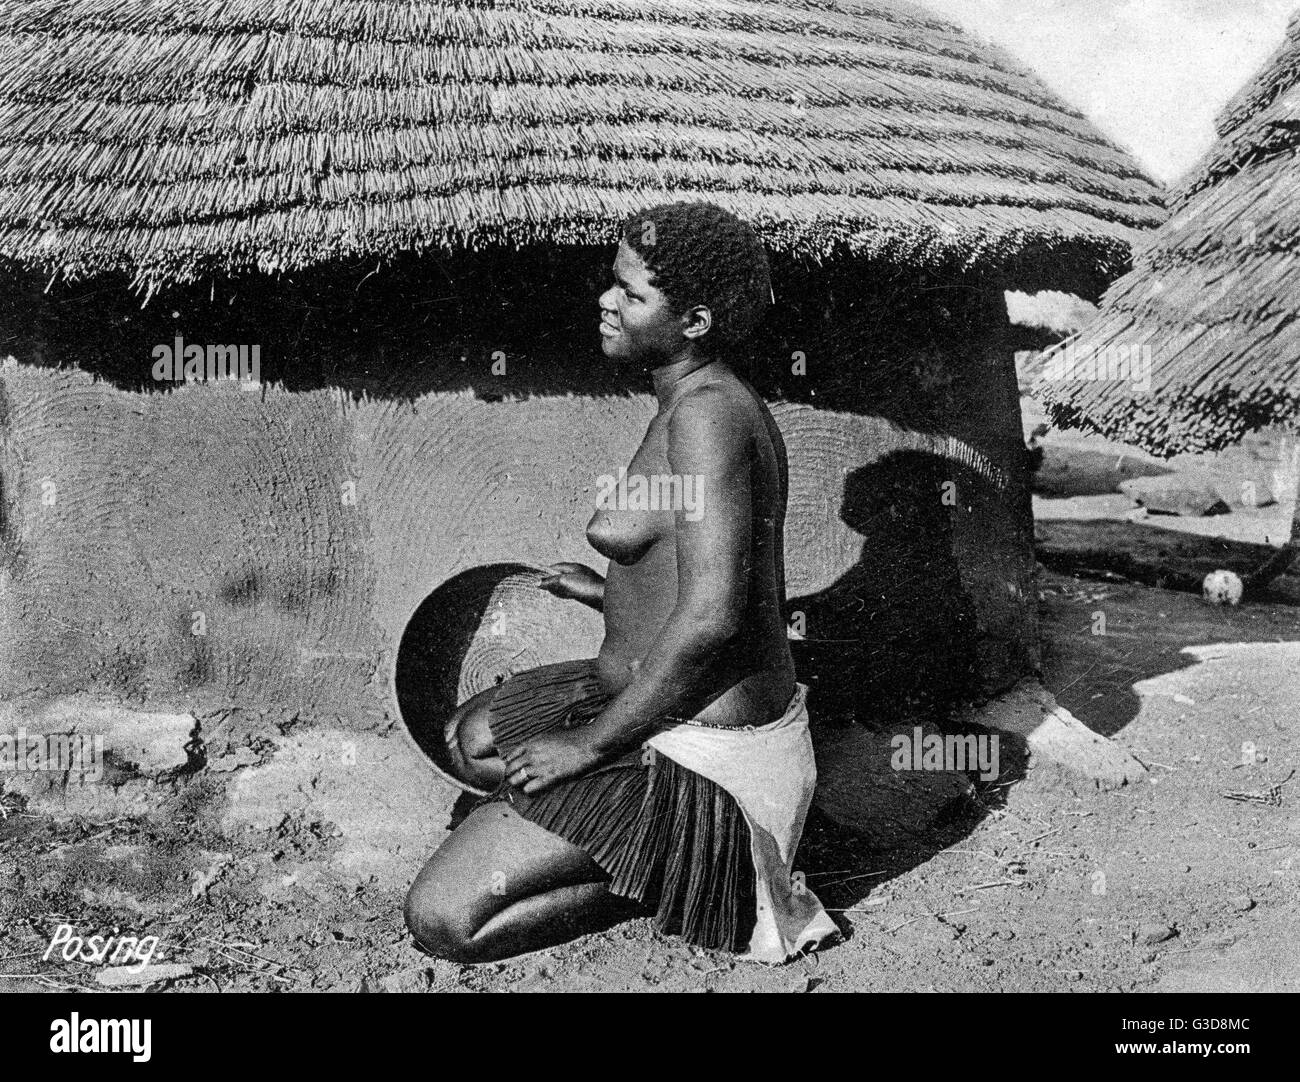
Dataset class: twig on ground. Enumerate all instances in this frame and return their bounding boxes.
[33,975,96,992]
[886,906,979,933]
[956,879,1024,894]
[814,870,886,889]
[1221,769,1294,807]
[886,915,928,934]
[201,937,303,985]
[208,946,296,985]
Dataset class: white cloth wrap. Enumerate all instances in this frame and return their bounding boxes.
[645,682,838,963]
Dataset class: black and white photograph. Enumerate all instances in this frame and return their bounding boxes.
[0,0,1294,1053]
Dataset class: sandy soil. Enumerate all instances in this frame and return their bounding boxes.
[2,560,1297,994]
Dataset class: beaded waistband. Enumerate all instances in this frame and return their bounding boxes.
[660,682,807,732]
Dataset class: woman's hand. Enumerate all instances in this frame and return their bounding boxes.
[501,728,605,794]
[537,562,605,609]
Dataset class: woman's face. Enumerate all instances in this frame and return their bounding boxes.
[598,240,693,366]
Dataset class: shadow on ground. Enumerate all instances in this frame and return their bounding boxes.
[1036,565,1300,739]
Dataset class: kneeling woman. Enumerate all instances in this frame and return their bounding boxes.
[404,202,836,964]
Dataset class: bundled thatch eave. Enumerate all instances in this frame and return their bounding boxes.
[1213,10,1300,145]
[1041,11,1300,455]
[0,0,1163,291]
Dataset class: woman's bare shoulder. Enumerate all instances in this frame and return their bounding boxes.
[670,370,766,429]
[664,380,755,462]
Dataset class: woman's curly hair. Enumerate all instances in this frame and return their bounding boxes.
[621,201,772,356]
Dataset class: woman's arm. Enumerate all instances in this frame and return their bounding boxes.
[503,385,751,792]
[581,384,750,754]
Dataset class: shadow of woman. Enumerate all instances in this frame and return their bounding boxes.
[789,450,981,727]
[787,450,1025,941]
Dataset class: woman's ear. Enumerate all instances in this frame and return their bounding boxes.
[681,304,713,342]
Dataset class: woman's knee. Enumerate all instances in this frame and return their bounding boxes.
[455,694,498,760]
[445,689,496,757]
[439,691,503,790]
[403,876,486,964]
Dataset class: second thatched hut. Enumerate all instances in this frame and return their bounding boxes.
[1041,10,1300,457]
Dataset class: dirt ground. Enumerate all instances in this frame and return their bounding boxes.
[2,558,1297,994]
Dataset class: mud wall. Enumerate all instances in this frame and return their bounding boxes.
[0,259,1037,734]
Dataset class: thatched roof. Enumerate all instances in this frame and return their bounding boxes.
[1041,11,1300,455]
[0,0,1162,291]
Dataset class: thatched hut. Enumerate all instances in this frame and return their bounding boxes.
[1041,11,1300,456]
[0,0,1163,798]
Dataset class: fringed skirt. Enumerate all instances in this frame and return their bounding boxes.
[481,659,758,953]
